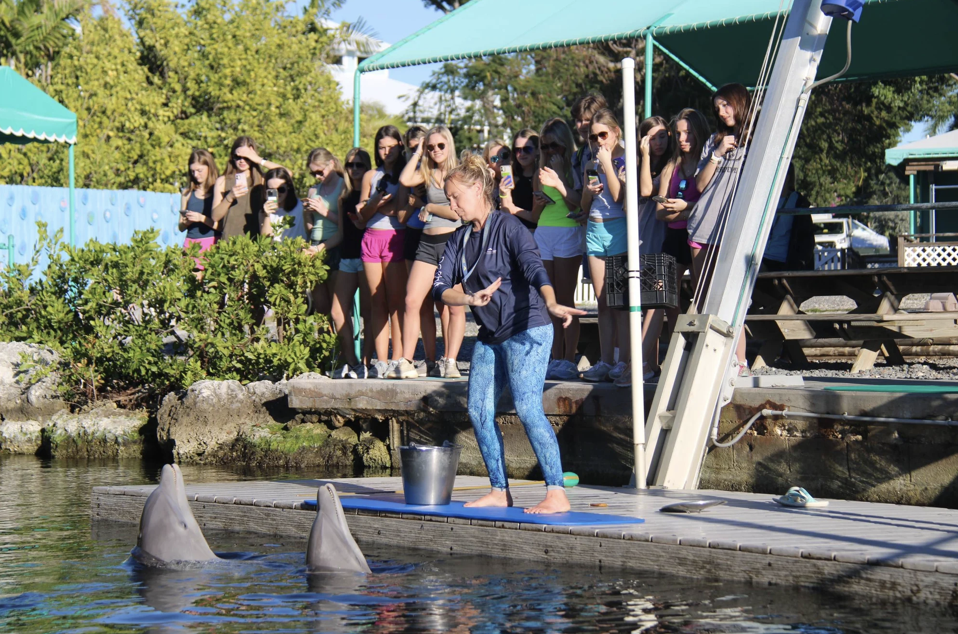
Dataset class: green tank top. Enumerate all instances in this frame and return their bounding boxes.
[308,178,344,243]
[536,184,578,228]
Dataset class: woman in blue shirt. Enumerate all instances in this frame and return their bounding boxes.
[433,153,584,515]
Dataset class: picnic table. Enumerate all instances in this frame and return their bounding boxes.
[746,266,958,372]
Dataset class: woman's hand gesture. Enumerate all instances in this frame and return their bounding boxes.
[234,145,263,166]
[304,195,328,216]
[182,211,205,224]
[595,145,613,170]
[639,134,651,157]
[547,302,587,328]
[716,134,737,156]
[468,278,502,307]
[539,166,561,189]
[263,199,278,215]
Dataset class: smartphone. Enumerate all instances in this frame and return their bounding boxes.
[534,191,556,205]
[586,169,600,188]
[500,164,513,187]
[266,188,278,203]
[376,177,389,194]
[235,173,247,188]
[566,211,583,219]
[652,195,668,204]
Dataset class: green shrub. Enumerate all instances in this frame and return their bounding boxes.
[0,223,335,404]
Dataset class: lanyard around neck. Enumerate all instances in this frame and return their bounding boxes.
[461,218,490,284]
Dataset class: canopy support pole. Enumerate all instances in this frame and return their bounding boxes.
[68,143,75,247]
[352,67,362,147]
[644,34,654,119]
[909,173,916,234]
[622,57,647,490]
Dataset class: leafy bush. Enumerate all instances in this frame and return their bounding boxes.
[0,223,334,404]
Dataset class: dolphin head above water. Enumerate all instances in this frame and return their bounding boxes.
[133,464,219,565]
[306,483,371,574]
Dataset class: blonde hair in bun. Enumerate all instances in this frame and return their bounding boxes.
[446,151,495,208]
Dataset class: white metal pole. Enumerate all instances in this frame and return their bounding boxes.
[621,57,646,489]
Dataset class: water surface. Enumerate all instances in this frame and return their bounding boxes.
[1,455,955,633]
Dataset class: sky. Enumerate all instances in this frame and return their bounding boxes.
[327,0,444,87]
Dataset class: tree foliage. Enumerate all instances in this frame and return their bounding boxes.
[0,0,355,193]
[408,36,950,209]
[0,223,334,405]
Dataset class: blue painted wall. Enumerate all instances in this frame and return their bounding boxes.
[1,185,184,268]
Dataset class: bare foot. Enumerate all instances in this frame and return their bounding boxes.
[524,489,571,514]
[464,489,513,508]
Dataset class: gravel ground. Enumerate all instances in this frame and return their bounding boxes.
[386,292,958,381]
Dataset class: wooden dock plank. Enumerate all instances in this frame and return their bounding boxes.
[91,476,958,604]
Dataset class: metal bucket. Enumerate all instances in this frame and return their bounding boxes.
[399,442,462,506]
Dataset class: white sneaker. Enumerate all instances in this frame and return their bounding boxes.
[415,359,427,377]
[332,364,358,379]
[385,358,419,379]
[367,360,388,379]
[443,357,461,378]
[382,359,401,379]
[550,359,580,381]
[581,361,612,382]
[608,361,628,381]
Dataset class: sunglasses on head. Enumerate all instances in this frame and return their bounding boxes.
[588,131,610,142]
[426,142,446,152]
[540,142,565,153]
[513,145,537,156]
[345,162,365,169]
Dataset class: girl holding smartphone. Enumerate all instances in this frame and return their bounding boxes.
[179,148,219,268]
[531,118,584,382]
[358,125,411,379]
[260,167,306,242]
[579,109,629,384]
[482,139,509,209]
[330,148,373,379]
[212,136,283,240]
[303,148,345,317]
[500,129,539,231]
[689,84,753,371]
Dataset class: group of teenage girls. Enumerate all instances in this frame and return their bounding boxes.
[177,81,753,383]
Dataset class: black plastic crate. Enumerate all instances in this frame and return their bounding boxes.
[605,253,678,310]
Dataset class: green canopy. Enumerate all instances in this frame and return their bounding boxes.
[359,0,958,86]
[0,66,77,144]
[0,66,78,248]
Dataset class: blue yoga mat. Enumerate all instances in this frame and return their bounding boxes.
[302,496,644,526]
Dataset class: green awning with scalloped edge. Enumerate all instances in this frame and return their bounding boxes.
[359,0,958,88]
[0,66,77,145]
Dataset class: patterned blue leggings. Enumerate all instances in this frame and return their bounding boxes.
[467,324,564,490]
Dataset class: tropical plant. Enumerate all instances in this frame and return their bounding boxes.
[0,0,85,80]
[0,223,335,405]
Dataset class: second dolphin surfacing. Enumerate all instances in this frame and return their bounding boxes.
[306,483,371,574]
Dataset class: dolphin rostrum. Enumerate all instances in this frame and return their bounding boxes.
[132,464,219,566]
[306,483,371,574]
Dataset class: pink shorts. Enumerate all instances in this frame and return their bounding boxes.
[361,229,404,263]
[184,236,216,269]
[688,238,706,250]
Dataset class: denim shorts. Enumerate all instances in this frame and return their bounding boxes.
[339,257,363,274]
[586,217,628,257]
[535,225,585,260]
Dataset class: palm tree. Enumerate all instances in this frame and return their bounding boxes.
[0,0,85,81]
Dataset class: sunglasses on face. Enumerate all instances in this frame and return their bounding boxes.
[490,150,512,164]
[513,145,537,156]
[277,186,288,194]
[540,142,565,153]
[345,162,365,169]
[588,131,610,142]
[426,143,446,152]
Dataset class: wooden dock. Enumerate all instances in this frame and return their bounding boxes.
[92,476,958,604]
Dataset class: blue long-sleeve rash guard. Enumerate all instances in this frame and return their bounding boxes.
[433,210,553,345]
